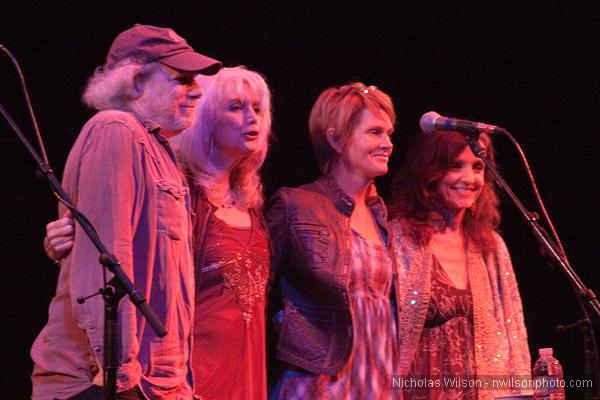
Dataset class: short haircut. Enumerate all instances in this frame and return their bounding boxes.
[309,82,395,173]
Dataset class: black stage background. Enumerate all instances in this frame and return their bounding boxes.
[1,3,598,398]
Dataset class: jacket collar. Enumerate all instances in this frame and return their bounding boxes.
[316,175,355,216]
[315,175,388,224]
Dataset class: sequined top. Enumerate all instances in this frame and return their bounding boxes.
[192,210,269,400]
[390,219,532,400]
[404,257,477,399]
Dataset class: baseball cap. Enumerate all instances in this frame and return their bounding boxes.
[105,24,221,75]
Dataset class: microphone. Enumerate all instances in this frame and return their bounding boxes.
[419,111,504,135]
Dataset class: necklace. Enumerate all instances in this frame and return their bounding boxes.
[217,198,236,209]
[206,187,236,209]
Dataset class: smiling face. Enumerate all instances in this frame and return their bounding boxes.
[308,83,396,175]
[212,82,264,159]
[338,108,394,180]
[135,64,202,136]
[438,144,485,215]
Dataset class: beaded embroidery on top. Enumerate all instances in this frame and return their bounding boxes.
[222,252,268,328]
[203,211,269,328]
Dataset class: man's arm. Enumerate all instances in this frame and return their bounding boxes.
[62,116,144,369]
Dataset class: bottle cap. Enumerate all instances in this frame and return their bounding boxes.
[539,347,553,357]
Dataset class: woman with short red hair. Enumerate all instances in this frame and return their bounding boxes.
[268,82,399,399]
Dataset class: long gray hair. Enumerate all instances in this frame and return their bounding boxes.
[82,59,157,110]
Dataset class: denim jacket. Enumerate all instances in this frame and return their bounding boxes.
[266,175,395,375]
[31,111,195,399]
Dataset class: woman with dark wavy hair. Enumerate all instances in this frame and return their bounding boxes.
[389,130,531,400]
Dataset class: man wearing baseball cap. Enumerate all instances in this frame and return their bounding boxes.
[31,24,221,399]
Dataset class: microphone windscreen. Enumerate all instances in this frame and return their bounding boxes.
[419,111,440,134]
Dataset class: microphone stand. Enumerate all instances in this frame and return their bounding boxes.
[460,126,600,399]
[1,103,167,400]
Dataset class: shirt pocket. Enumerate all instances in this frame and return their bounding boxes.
[291,223,332,268]
[156,179,188,241]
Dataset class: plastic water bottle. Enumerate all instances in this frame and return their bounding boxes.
[532,347,565,399]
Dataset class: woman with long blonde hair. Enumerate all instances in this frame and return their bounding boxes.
[44,66,274,400]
